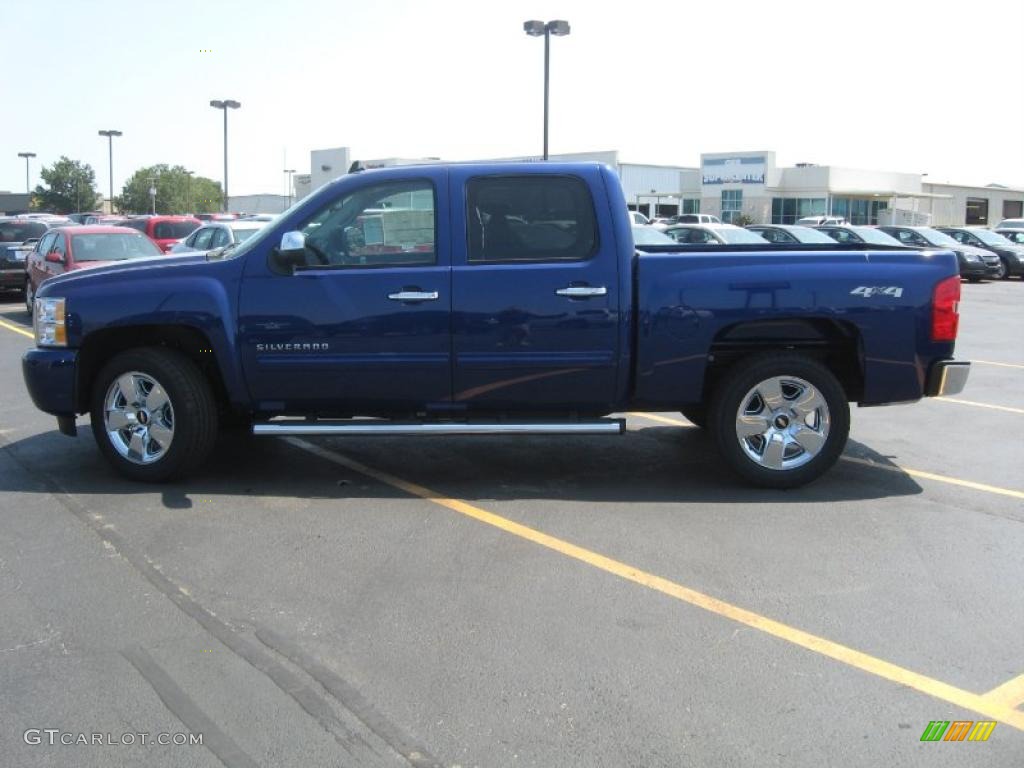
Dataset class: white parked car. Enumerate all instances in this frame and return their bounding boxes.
[629,211,650,226]
[995,217,1024,230]
[795,215,847,226]
[662,223,769,245]
[169,220,269,255]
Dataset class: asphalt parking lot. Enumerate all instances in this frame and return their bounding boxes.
[0,280,1021,767]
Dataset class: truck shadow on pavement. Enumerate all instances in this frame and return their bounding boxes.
[0,422,924,509]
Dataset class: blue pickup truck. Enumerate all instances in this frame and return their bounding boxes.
[21,163,969,488]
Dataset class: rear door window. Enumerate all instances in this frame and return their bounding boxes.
[466,175,598,263]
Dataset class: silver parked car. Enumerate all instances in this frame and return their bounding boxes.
[746,225,838,244]
[169,220,268,255]
[662,223,769,245]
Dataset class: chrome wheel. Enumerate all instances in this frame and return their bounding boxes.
[103,372,175,464]
[735,375,830,471]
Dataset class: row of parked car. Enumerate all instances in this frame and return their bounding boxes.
[630,212,1024,282]
[0,212,275,312]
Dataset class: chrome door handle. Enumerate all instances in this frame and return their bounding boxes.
[387,290,439,302]
[555,285,607,298]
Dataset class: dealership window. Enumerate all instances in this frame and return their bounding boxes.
[1003,200,1023,220]
[681,199,700,214]
[721,190,742,223]
[771,197,824,224]
[966,197,989,226]
[869,200,888,224]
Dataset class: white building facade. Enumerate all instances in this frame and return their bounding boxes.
[294,146,1023,227]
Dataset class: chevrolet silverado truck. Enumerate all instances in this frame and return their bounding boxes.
[21,163,970,488]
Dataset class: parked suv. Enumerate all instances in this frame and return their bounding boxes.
[119,215,201,252]
[879,226,1000,281]
[1,217,59,297]
[937,227,1024,280]
[670,213,721,224]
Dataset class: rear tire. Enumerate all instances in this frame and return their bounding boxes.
[24,280,34,315]
[708,352,849,489]
[90,348,217,482]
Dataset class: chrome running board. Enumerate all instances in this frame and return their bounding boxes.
[252,419,624,436]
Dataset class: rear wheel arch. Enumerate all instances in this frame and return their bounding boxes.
[701,317,864,405]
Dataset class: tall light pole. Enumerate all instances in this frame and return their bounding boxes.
[283,168,295,209]
[183,170,194,213]
[209,99,241,212]
[17,152,36,195]
[98,130,122,213]
[523,20,570,161]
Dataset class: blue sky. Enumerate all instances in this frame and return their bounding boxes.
[3,0,1022,198]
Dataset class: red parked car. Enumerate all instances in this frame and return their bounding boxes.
[24,226,163,312]
[119,215,201,252]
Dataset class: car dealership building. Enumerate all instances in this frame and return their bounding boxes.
[297,147,1024,228]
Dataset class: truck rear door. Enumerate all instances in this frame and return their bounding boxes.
[449,167,620,411]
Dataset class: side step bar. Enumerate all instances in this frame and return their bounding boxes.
[252,419,625,436]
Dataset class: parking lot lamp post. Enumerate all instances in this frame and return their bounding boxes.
[523,20,570,161]
[184,170,194,213]
[17,151,36,195]
[209,100,241,212]
[97,130,122,213]
[284,168,295,208]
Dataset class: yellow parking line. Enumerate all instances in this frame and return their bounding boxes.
[287,436,1024,731]
[972,359,1024,370]
[935,397,1024,415]
[983,673,1024,709]
[626,411,696,427]
[0,318,32,340]
[628,412,1024,501]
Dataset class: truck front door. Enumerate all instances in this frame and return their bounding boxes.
[238,170,452,414]
[450,168,620,412]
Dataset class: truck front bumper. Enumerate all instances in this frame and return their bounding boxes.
[22,347,78,418]
[925,359,970,397]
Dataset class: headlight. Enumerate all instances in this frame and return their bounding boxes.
[34,297,67,347]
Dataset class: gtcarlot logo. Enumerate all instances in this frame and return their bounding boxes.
[24,729,203,746]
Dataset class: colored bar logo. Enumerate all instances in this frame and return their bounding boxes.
[920,720,996,742]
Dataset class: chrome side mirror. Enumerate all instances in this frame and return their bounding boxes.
[280,230,305,253]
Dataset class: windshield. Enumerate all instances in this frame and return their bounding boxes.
[632,226,675,245]
[786,226,836,243]
[232,227,263,243]
[967,229,1012,246]
[851,227,902,245]
[0,220,48,242]
[71,233,163,260]
[719,228,769,244]
[917,228,962,248]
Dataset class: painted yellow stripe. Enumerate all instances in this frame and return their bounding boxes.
[841,456,1024,501]
[0,318,33,340]
[935,397,1024,415]
[983,673,1024,709]
[287,437,1024,732]
[626,411,696,427]
[972,359,1024,370]
[628,412,1024,501]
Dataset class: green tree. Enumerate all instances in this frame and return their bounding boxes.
[116,165,223,214]
[32,157,100,213]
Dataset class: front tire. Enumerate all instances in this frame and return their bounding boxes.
[90,348,217,482]
[708,353,849,489]
[995,258,1009,280]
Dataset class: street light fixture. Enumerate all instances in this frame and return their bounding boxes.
[98,130,122,213]
[283,168,296,209]
[523,19,570,161]
[17,152,36,195]
[209,99,241,212]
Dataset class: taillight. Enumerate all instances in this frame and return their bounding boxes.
[931,275,960,342]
